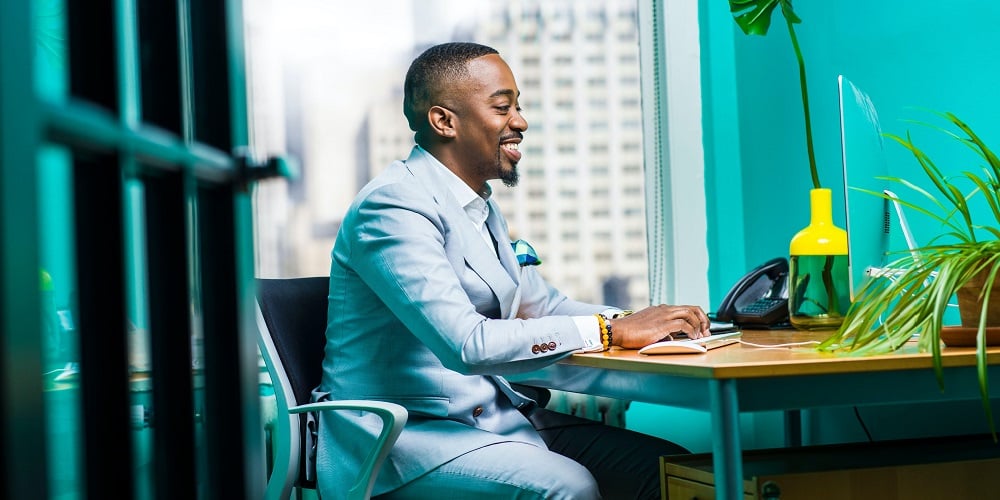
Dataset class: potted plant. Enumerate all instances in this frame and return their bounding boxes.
[819,111,1000,435]
[729,0,850,328]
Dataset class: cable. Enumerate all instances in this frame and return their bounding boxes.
[854,406,874,442]
[738,339,822,349]
[735,340,876,441]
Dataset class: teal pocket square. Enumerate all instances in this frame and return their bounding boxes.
[511,239,542,266]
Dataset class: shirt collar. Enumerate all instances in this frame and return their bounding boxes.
[415,145,492,225]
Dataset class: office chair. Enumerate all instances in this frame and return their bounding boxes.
[256,277,407,500]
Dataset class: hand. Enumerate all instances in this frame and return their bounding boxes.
[611,304,711,349]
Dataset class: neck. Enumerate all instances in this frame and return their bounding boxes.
[423,144,488,194]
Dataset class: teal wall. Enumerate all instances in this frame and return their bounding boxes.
[629,0,1000,450]
[708,0,1000,294]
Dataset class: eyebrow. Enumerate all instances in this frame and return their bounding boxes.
[490,89,519,99]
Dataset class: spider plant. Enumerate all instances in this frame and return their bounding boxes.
[820,111,1000,437]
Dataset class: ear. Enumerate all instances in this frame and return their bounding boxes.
[427,105,457,139]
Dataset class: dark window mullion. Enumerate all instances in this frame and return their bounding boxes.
[137,0,181,134]
[185,0,264,496]
[135,0,200,495]
[145,171,197,499]
[189,0,237,150]
[66,0,137,495]
[74,155,133,498]
[198,184,254,498]
[67,0,118,112]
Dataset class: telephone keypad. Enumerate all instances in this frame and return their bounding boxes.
[741,298,786,314]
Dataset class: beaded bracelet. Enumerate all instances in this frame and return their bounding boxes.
[595,313,613,350]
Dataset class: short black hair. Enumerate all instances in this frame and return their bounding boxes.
[403,42,500,135]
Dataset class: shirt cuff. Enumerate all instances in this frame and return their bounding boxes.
[573,315,605,353]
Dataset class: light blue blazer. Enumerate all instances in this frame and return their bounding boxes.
[314,146,608,497]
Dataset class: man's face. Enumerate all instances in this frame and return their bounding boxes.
[449,54,528,188]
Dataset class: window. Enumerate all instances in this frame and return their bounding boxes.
[246,0,705,309]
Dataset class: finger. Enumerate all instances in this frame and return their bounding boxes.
[667,318,701,339]
[680,305,710,337]
[676,305,708,338]
[694,307,711,336]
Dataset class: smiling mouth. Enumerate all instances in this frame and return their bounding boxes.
[501,142,521,162]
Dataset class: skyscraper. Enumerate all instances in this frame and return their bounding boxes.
[477,0,648,307]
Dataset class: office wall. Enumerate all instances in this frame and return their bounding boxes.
[706,0,1000,282]
[633,0,1000,452]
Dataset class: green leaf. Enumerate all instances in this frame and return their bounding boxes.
[730,0,782,36]
[729,0,819,188]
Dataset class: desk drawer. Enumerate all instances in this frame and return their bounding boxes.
[661,434,1000,500]
[665,475,753,500]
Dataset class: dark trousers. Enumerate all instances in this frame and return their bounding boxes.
[518,386,691,500]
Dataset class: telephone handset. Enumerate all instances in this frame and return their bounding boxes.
[714,257,790,327]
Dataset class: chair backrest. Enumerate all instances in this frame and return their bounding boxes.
[256,276,407,500]
[256,276,331,497]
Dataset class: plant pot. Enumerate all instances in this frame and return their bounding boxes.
[956,270,1000,327]
[788,188,851,330]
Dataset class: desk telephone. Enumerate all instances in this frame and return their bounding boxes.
[714,257,790,327]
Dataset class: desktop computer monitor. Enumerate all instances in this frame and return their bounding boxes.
[838,75,890,301]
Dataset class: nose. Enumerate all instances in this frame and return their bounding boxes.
[511,108,528,131]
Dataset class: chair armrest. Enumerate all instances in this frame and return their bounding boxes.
[290,400,408,500]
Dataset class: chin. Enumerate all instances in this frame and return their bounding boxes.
[499,167,519,188]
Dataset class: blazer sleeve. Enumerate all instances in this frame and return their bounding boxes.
[515,265,610,318]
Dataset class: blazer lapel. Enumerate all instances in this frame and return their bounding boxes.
[486,206,519,281]
[486,203,523,319]
[406,148,518,318]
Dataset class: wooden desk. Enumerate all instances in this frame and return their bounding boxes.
[508,330,1000,500]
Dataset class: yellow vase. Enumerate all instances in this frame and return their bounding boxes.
[788,188,851,330]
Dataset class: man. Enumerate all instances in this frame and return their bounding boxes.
[314,42,711,499]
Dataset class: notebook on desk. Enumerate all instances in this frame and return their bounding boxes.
[638,327,742,355]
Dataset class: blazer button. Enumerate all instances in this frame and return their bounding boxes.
[539,343,549,352]
[532,344,540,354]
[547,341,557,350]
[473,406,484,417]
